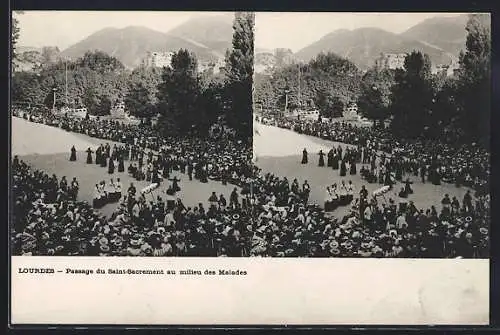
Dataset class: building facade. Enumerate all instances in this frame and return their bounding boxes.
[142,51,175,68]
[374,53,407,70]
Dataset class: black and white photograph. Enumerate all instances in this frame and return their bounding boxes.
[253,12,490,258]
[9,9,491,326]
[11,10,255,257]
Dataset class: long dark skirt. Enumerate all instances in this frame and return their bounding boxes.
[319,155,325,167]
[86,152,93,164]
[118,160,125,173]
[349,162,357,175]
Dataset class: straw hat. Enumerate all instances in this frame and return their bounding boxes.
[330,248,340,255]
[329,241,339,249]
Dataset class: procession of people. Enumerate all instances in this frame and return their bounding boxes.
[11,106,490,258]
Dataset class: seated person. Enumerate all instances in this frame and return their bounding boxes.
[398,187,408,199]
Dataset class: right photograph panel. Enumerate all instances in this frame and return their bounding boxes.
[252,12,490,258]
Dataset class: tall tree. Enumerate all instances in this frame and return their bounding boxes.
[156,49,203,135]
[389,51,435,139]
[357,68,396,126]
[313,89,344,118]
[11,11,23,61]
[224,12,254,138]
[125,81,155,118]
[456,13,491,146]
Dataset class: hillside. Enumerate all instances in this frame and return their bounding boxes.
[166,14,233,58]
[60,16,234,68]
[295,27,454,70]
[401,14,468,56]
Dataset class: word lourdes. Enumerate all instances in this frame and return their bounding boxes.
[18,268,248,276]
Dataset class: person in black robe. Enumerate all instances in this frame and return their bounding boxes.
[100,151,107,168]
[108,158,115,174]
[404,178,414,195]
[349,158,357,175]
[118,156,125,173]
[69,146,77,161]
[420,164,427,183]
[332,153,339,170]
[95,147,101,165]
[301,148,308,164]
[431,166,441,185]
[105,143,111,158]
[170,176,181,193]
[86,147,93,164]
[327,149,334,167]
[200,167,208,183]
[384,170,393,188]
[339,160,347,176]
[318,150,325,167]
[187,162,193,181]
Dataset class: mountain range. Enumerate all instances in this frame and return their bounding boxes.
[17,14,234,69]
[256,14,469,72]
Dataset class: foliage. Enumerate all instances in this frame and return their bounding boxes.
[313,89,344,118]
[389,51,435,139]
[357,68,395,123]
[12,51,129,114]
[125,66,162,118]
[455,13,491,146]
[156,49,203,135]
[224,12,254,138]
[11,11,25,63]
[254,52,361,117]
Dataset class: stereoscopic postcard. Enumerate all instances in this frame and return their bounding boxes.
[10,10,490,325]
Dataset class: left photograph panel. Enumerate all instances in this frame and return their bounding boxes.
[10,11,255,257]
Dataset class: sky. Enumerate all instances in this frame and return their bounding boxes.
[15,11,232,50]
[255,12,466,52]
[16,11,467,52]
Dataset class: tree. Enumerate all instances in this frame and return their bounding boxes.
[156,49,203,135]
[358,85,386,126]
[82,87,100,115]
[254,52,361,116]
[314,89,344,118]
[11,11,23,62]
[125,81,155,118]
[358,68,395,126]
[389,51,435,139]
[224,12,254,138]
[95,94,112,116]
[11,72,43,106]
[456,13,491,146]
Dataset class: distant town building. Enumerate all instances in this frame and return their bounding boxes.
[197,58,226,74]
[374,53,407,70]
[142,51,174,68]
[274,48,294,68]
[431,57,460,77]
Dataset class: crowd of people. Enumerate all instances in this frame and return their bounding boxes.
[269,116,489,197]
[244,163,489,258]
[11,155,259,256]
[11,108,490,258]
